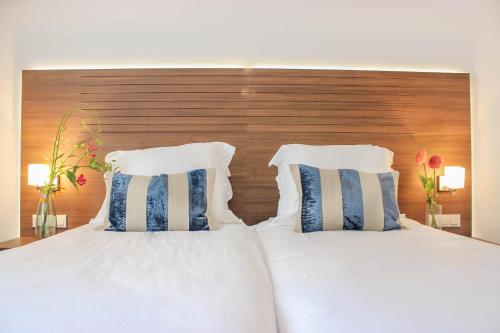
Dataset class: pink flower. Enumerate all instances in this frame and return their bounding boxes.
[415,149,427,165]
[87,142,97,158]
[87,142,97,152]
[428,155,443,169]
[76,174,87,186]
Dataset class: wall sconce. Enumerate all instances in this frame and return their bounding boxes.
[28,164,58,189]
[439,166,465,192]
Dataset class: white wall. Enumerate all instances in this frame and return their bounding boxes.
[1,0,499,243]
[472,1,500,244]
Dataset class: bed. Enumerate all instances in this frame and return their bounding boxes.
[0,223,277,333]
[13,67,476,332]
[256,217,500,333]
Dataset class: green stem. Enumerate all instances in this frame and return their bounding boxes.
[46,110,72,193]
[422,164,432,203]
[430,202,437,228]
[41,193,48,238]
[432,169,435,203]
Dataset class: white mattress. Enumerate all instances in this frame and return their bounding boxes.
[256,218,500,333]
[0,224,277,333]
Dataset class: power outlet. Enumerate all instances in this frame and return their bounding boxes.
[56,215,67,228]
[447,214,460,227]
[440,214,461,228]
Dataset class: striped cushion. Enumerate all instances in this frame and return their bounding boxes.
[104,169,215,231]
[290,164,400,233]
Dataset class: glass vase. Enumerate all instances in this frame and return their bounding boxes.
[35,191,57,239]
[426,202,442,230]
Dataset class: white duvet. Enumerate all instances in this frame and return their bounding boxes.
[0,224,277,333]
[257,218,500,333]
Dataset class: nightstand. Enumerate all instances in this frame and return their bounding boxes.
[0,237,38,251]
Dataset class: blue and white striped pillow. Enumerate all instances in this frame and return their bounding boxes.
[104,168,215,231]
[290,164,400,233]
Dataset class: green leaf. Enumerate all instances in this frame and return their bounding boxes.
[424,181,435,193]
[65,170,76,185]
[95,136,103,145]
[74,141,86,149]
[88,158,101,171]
[65,166,79,191]
[104,162,113,172]
[418,174,427,187]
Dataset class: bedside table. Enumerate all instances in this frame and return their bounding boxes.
[0,237,38,251]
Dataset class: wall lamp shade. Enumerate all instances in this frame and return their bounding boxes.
[28,164,58,187]
[439,166,465,191]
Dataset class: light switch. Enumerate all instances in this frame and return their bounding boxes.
[56,215,67,228]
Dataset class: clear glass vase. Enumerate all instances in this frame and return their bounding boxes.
[426,202,442,229]
[35,191,57,239]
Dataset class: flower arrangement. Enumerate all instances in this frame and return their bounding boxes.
[36,105,110,238]
[415,149,443,229]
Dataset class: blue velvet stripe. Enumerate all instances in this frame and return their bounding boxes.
[107,173,132,231]
[187,169,209,231]
[298,164,323,232]
[146,175,168,231]
[377,172,401,230]
[339,169,364,230]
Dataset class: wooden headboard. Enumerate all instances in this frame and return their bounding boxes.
[21,68,471,236]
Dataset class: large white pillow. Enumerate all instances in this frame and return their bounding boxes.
[91,142,243,225]
[268,144,394,220]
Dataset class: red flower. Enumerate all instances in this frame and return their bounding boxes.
[428,155,443,169]
[415,149,427,165]
[76,174,87,186]
[87,142,97,158]
[87,142,97,152]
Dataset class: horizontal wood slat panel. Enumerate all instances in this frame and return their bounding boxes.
[93,124,418,134]
[83,116,413,126]
[22,109,471,121]
[21,68,471,237]
[80,75,413,86]
[74,101,415,110]
[79,92,414,103]
[79,84,414,95]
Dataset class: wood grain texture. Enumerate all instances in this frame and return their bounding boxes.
[21,68,471,236]
[0,237,38,251]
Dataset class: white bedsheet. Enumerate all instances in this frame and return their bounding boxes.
[256,218,500,333]
[0,224,277,333]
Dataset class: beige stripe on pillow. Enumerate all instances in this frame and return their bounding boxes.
[168,172,190,231]
[125,175,151,231]
[320,168,344,230]
[393,171,399,200]
[359,172,385,231]
[103,172,114,230]
[205,168,216,229]
[289,164,304,233]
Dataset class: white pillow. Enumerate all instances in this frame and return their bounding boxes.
[91,142,243,225]
[268,144,394,220]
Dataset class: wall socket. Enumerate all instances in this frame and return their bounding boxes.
[32,214,67,228]
[428,214,461,228]
[56,215,67,228]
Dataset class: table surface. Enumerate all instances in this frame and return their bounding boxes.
[0,236,38,250]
